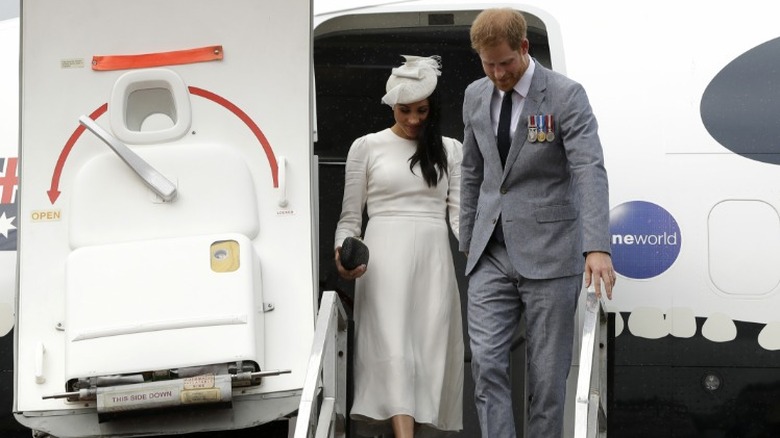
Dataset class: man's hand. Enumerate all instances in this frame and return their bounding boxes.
[584,251,616,299]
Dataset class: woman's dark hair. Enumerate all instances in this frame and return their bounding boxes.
[409,88,448,187]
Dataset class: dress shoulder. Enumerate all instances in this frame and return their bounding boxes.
[442,136,463,153]
[442,136,463,169]
[347,133,371,158]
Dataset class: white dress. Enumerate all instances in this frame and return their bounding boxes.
[334,128,464,436]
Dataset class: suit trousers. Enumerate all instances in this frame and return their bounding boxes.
[467,239,581,438]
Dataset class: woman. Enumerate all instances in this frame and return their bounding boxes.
[334,55,464,438]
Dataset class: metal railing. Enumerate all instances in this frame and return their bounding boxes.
[293,291,348,438]
[573,290,608,438]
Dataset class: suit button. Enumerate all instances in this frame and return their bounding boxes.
[500,187,507,194]
[492,219,497,224]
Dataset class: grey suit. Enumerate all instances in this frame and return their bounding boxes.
[460,60,610,437]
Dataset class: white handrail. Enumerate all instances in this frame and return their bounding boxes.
[293,291,348,438]
[573,289,608,438]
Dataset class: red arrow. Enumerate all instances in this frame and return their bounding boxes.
[188,86,279,187]
[48,104,108,204]
[47,87,280,205]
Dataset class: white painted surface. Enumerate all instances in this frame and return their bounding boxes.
[15,0,315,434]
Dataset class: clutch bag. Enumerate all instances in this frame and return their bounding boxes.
[340,236,369,270]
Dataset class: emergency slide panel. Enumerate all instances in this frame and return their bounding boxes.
[65,233,261,379]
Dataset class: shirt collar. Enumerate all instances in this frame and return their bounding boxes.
[515,57,535,98]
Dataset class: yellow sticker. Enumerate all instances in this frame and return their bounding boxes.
[181,388,222,404]
[210,240,240,273]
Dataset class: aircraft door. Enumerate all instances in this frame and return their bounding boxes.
[16,1,315,436]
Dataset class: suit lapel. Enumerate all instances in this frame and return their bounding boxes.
[503,63,547,178]
[474,80,504,175]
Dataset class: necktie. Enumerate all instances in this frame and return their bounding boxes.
[497,90,513,167]
[494,90,513,243]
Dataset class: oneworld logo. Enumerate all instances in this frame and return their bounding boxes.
[609,201,681,279]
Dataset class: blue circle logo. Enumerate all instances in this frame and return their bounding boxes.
[609,201,681,279]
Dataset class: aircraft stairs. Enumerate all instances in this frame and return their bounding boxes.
[572,290,609,438]
[291,289,607,438]
[292,291,349,438]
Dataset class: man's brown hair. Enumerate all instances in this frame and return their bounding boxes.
[470,8,527,52]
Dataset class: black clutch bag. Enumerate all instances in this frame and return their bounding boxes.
[340,237,369,270]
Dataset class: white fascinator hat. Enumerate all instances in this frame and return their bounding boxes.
[381,55,442,107]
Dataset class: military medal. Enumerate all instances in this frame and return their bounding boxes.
[527,115,537,142]
[545,114,555,142]
[536,114,546,142]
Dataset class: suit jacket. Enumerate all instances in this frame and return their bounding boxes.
[459,60,611,279]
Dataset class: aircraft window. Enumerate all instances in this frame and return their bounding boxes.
[126,87,177,132]
[708,200,780,297]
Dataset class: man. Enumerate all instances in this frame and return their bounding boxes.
[459,8,616,438]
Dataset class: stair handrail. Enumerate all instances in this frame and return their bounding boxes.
[293,291,348,438]
[573,289,608,438]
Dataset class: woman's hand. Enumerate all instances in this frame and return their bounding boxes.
[335,247,367,280]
